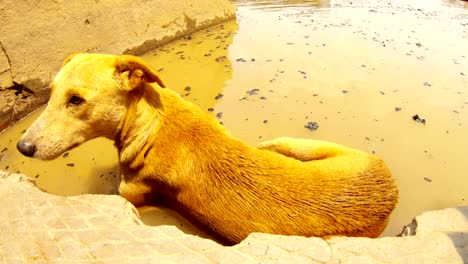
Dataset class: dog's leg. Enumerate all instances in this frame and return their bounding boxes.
[118,180,152,206]
[257,137,357,161]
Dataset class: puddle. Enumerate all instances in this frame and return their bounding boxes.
[0,106,119,195]
[1,0,467,239]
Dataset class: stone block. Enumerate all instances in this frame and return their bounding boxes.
[237,242,287,258]
[204,248,249,264]
[299,241,332,263]
[260,254,323,264]
[0,44,10,73]
[178,235,222,252]
[159,253,213,264]
[87,242,125,260]
[415,207,468,234]
[0,70,13,89]
[145,239,189,255]
[126,226,166,241]
[270,234,329,253]
[60,242,92,260]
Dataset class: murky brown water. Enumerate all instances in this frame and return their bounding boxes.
[0,0,467,239]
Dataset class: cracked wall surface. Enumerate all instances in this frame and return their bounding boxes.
[0,170,466,264]
[0,43,14,131]
[0,0,236,131]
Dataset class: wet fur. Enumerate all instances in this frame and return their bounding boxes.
[20,54,398,245]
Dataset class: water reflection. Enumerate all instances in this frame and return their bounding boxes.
[233,0,331,11]
[442,0,468,9]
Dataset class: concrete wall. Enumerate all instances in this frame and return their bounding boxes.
[0,0,236,130]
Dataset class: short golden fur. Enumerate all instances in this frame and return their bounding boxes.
[18,53,398,245]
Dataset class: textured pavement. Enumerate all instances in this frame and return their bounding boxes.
[0,171,466,264]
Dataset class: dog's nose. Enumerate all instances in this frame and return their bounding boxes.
[17,141,36,157]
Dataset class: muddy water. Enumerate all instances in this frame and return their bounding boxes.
[0,107,119,195]
[1,0,467,239]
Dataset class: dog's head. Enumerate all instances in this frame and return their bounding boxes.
[17,53,165,160]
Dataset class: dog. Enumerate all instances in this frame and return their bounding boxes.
[17,53,398,245]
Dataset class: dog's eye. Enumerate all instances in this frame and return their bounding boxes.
[68,95,84,106]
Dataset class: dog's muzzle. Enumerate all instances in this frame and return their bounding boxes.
[17,141,37,157]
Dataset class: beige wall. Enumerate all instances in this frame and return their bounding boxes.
[0,0,236,130]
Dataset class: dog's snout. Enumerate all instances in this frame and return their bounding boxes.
[17,141,37,157]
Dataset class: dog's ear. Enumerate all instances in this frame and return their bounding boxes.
[116,55,165,90]
[62,53,81,68]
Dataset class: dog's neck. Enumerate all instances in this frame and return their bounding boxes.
[115,84,164,166]
[115,84,233,167]
[114,85,245,184]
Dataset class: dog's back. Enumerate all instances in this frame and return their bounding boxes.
[122,86,398,245]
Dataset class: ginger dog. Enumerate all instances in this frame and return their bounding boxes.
[17,53,398,245]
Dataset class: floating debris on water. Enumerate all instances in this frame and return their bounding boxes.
[412,114,426,125]
[215,56,227,62]
[214,93,224,100]
[246,88,260,95]
[304,121,319,131]
[395,107,402,112]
